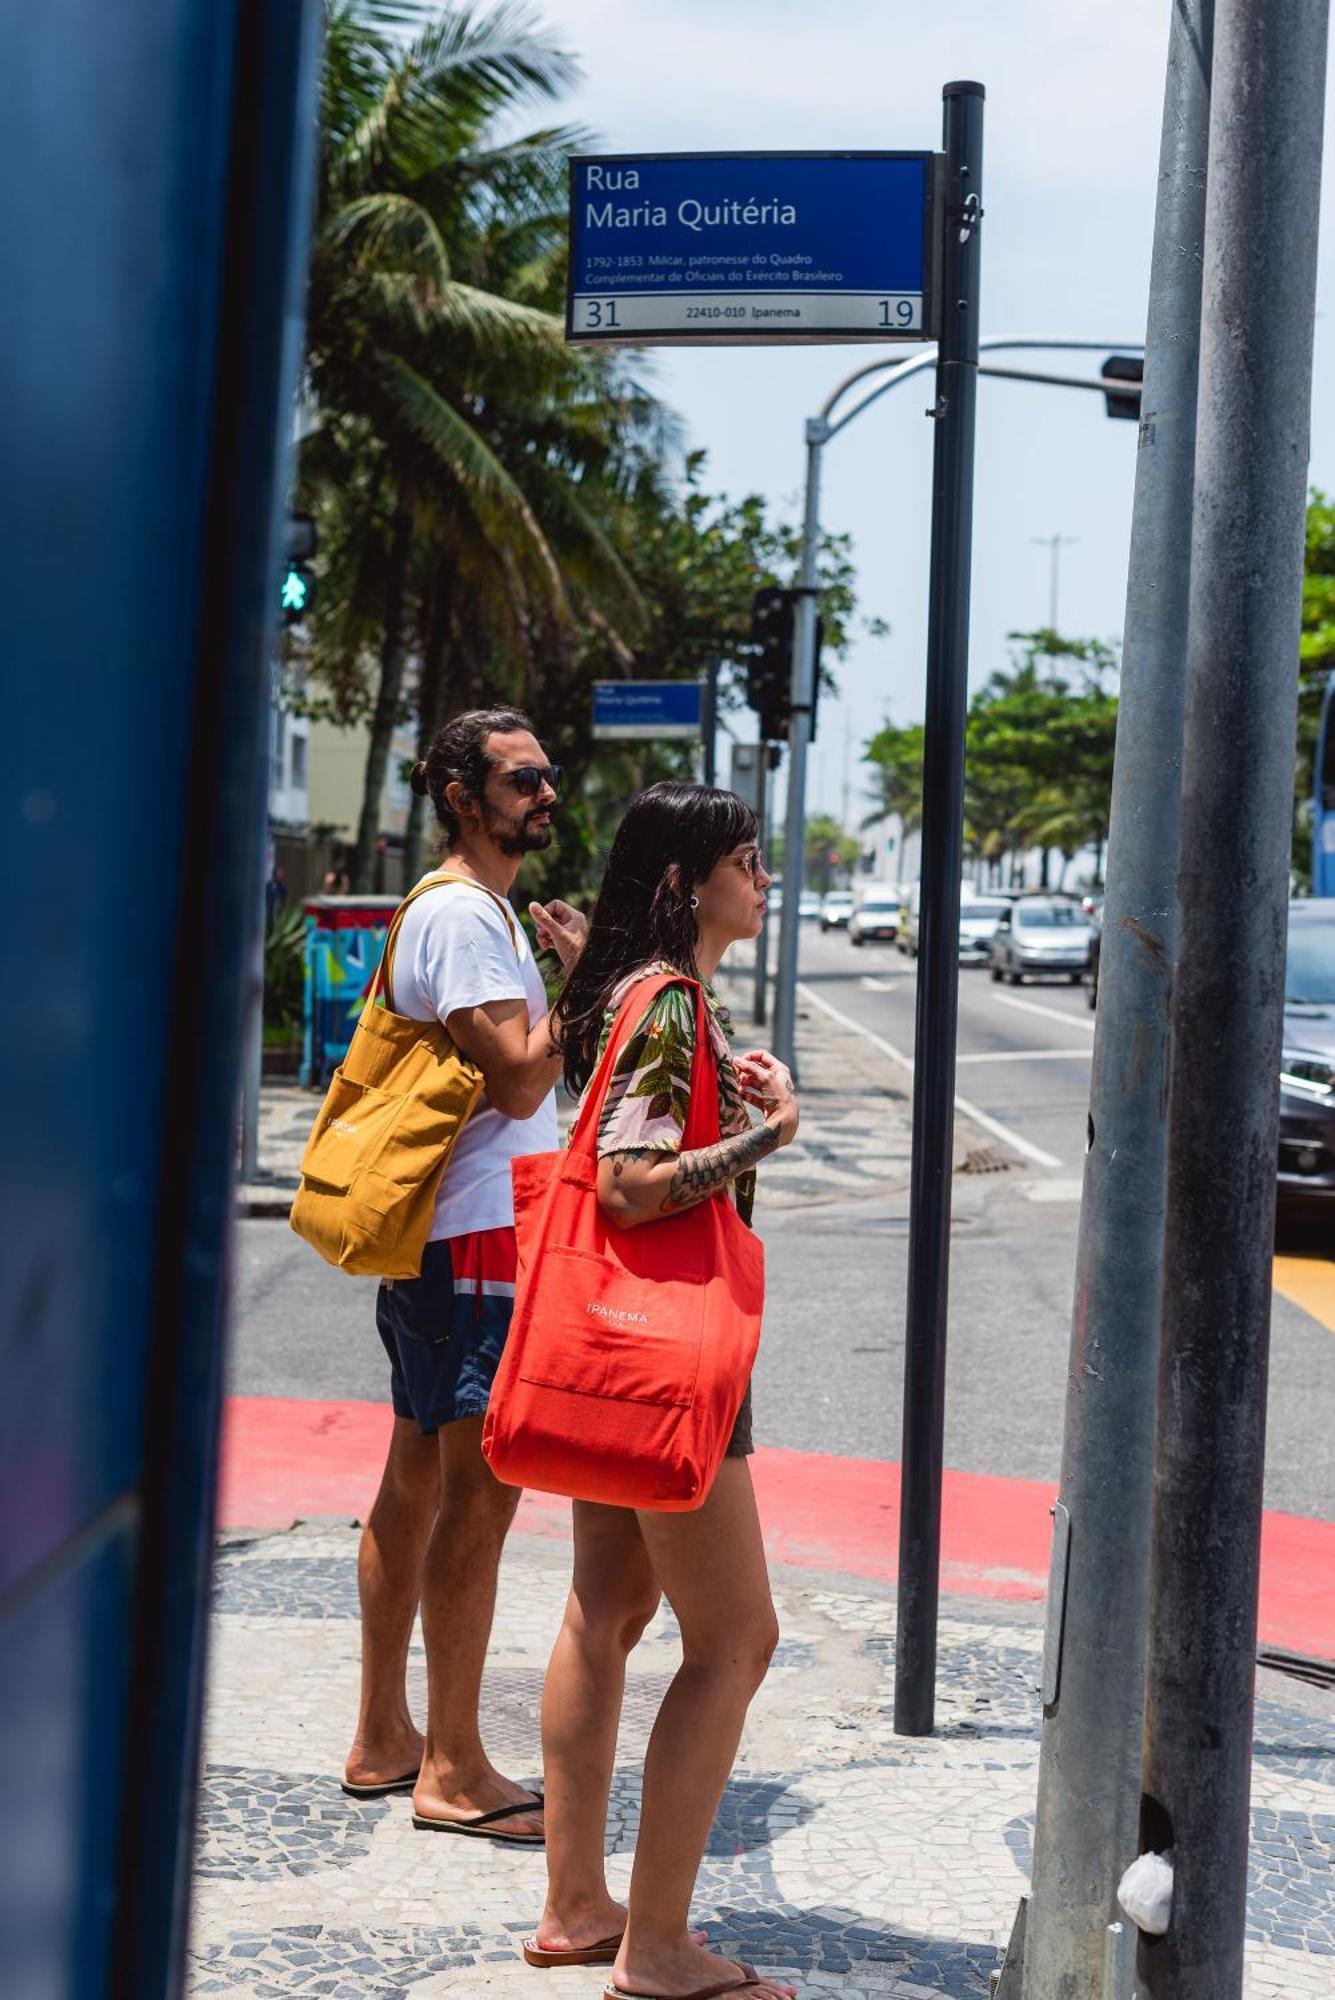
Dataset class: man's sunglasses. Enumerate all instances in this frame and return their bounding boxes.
[496,764,564,798]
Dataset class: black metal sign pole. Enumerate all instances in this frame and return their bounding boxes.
[893,80,985,1738]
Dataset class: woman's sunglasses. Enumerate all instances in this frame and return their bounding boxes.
[497,764,564,798]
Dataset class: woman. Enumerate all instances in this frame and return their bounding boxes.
[527,785,800,2000]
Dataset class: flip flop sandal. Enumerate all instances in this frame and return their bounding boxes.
[604,1964,763,2000]
[339,1769,420,1799]
[411,1794,545,1845]
[523,1932,624,1967]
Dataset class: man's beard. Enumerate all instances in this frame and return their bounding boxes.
[485,800,555,857]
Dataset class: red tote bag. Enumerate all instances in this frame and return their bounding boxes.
[482,973,765,1511]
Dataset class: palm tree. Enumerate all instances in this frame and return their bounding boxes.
[304,2,655,886]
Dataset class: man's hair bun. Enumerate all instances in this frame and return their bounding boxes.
[409,760,430,797]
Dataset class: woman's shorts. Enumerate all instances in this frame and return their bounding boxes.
[375,1229,516,1435]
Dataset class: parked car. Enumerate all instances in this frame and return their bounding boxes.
[990,894,1094,984]
[849,890,905,946]
[1278,898,1335,1207]
[957,898,1011,965]
[799,890,823,923]
[820,890,855,931]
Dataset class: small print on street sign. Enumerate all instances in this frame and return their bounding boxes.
[592,680,703,741]
[568,152,938,346]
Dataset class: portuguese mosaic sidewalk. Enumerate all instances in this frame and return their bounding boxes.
[189,1517,1334,1999]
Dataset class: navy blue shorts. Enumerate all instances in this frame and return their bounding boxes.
[375,1231,516,1435]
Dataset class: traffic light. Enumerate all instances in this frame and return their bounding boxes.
[1101,354,1143,422]
[281,511,317,624]
[746,587,795,742]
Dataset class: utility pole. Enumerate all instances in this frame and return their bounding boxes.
[1140,3,1328,1993]
[1017,5,1213,1995]
[771,436,824,1075]
[752,749,770,1024]
[893,79,985,1737]
[1031,532,1078,634]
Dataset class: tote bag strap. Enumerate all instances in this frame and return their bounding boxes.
[564,973,722,1178]
[369,871,520,1020]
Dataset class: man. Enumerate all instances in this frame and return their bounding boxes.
[341,707,584,1844]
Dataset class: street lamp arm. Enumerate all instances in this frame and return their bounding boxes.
[979,362,1142,399]
[821,334,1145,438]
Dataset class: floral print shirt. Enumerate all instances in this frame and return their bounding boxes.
[588,963,756,1221]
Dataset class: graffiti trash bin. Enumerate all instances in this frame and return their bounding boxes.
[301,895,399,1088]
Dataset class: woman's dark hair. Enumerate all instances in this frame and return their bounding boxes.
[410,706,535,845]
[554,782,758,1094]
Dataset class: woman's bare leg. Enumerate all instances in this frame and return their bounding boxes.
[534,1502,660,1952]
[611,1460,793,2000]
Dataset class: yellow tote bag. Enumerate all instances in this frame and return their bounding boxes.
[289,873,518,1278]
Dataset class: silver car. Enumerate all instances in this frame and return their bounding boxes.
[990,896,1094,984]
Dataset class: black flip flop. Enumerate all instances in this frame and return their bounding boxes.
[411,1792,545,1845]
[339,1768,420,1799]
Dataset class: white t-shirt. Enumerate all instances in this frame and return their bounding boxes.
[388,876,558,1240]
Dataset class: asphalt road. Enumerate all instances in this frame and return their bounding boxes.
[228,923,1335,1522]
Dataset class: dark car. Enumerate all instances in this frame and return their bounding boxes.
[1279,899,1335,1207]
[1085,901,1104,1009]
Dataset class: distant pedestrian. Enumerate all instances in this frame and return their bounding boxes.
[523,784,799,2000]
[341,707,584,1849]
[265,862,288,931]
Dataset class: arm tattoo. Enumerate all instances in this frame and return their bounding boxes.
[661,1120,781,1214]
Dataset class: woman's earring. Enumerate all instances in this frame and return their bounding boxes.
[689,895,700,910]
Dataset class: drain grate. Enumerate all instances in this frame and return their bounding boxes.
[959,1144,1015,1175]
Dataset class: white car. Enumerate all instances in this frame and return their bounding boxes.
[799,890,823,922]
[958,898,1012,964]
[820,891,854,931]
[849,891,905,946]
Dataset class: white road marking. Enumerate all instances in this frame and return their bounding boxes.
[992,991,1097,1034]
[858,975,904,991]
[798,981,1065,1170]
[954,1047,1093,1065]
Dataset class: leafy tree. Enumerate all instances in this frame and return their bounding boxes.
[803,814,859,894]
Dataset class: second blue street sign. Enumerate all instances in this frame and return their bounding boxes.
[567,151,939,345]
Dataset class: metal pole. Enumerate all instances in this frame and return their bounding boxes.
[240,651,278,1183]
[702,652,719,787]
[771,423,826,1075]
[893,79,985,1738]
[753,749,771,1025]
[1020,7,1214,1994]
[1140,2,1328,1992]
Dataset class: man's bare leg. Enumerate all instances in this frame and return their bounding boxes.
[345,1415,439,1788]
[412,1414,544,1836]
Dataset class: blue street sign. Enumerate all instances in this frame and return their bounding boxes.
[593,679,704,741]
[568,152,938,345]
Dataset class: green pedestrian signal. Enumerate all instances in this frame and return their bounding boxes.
[281,562,313,621]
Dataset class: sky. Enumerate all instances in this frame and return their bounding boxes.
[535,0,1335,825]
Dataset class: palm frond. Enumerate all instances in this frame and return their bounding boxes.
[377,351,568,616]
[321,192,451,286]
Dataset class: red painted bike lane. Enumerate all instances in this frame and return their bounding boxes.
[219,1393,1335,1662]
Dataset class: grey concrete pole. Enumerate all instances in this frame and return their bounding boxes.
[1019,7,1214,1996]
[771,424,825,1076]
[1139,2,1328,1993]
